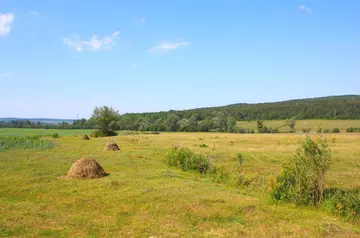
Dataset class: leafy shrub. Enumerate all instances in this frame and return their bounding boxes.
[90,130,118,138]
[259,126,279,133]
[302,128,311,133]
[346,127,360,133]
[272,136,331,205]
[167,146,210,174]
[199,144,209,148]
[332,128,340,133]
[323,129,331,133]
[324,188,360,220]
[52,132,60,138]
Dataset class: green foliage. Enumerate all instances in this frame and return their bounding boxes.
[199,144,209,148]
[91,106,121,134]
[0,135,52,151]
[332,128,340,133]
[346,127,360,133]
[90,130,118,138]
[323,129,331,133]
[52,132,60,138]
[256,120,264,131]
[324,188,360,220]
[167,146,210,174]
[272,136,331,205]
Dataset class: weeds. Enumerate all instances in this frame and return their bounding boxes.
[0,135,52,151]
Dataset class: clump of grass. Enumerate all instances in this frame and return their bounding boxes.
[52,132,60,138]
[167,146,210,174]
[199,144,208,148]
[0,135,52,151]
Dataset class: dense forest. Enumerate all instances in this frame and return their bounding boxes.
[1,95,359,132]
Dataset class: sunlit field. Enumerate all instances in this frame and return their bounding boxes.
[0,129,360,237]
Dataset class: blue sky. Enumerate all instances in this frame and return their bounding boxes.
[1,0,359,118]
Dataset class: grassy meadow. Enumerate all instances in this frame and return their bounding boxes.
[0,128,360,237]
[237,119,360,132]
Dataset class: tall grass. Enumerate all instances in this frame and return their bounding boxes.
[0,135,52,151]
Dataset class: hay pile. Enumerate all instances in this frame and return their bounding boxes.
[82,135,90,140]
[67,158,108,179]
[104,141,120,151]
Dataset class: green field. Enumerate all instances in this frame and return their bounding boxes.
[237,119,360,132]
[0,128,94,137]
[0,129,360,237]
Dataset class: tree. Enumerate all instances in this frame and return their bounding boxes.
[91,106,120,135]
[227,117,237,133]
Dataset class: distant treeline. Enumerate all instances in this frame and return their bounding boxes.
[1,95,359,132]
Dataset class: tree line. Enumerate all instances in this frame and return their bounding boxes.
[1,95,359,132]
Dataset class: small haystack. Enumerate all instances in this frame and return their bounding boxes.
[104,141,120,151]
[82,135,90,140]
[67,158,108,179]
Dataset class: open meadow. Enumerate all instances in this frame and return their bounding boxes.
[237,119,360,133]
[0,129,360,237]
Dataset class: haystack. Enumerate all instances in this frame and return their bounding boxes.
[67,158,108,179]
[104,141,120,151]
[82,135,90,140]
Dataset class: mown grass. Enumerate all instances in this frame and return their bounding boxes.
[0,130,359,236]
[0,128,94,137]
[237,119,360,133]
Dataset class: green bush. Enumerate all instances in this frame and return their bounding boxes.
[51,132,60,138]
[323,129,331,133]
[346,127,360,133]
[332,128,340,133]
[167,146,210,174]
[324,188,360,220]
[90,130,118,138]
[237,153,244,168]
[199,144,209,148]
[272,136,331,206]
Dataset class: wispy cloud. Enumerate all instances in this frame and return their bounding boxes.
[0,73,9,78]
[131,64,137,68]
[298,5,311,13]
[63,31,119,52]
[30,10,39,16]
[148,40,189,53]
[0,12,14,36]
[137,17,146,23]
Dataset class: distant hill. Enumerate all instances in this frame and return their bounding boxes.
[118,95,360,131]
[0,118,75,124]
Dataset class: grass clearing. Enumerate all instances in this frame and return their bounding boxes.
[237,119,360,133]
[0,129,359,236]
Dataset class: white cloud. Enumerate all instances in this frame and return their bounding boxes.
[298,5,311,12]
[30,11,39,16]
[131,64,137,68]
[148,40,189,53]
[0,73,9,78]
[0,13,14,36]
[137,17,146,23]
[63,31,119,52]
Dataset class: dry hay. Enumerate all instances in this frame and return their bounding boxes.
[67,158,108,179]
[104,141,120,151]
[82,135,90,140]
